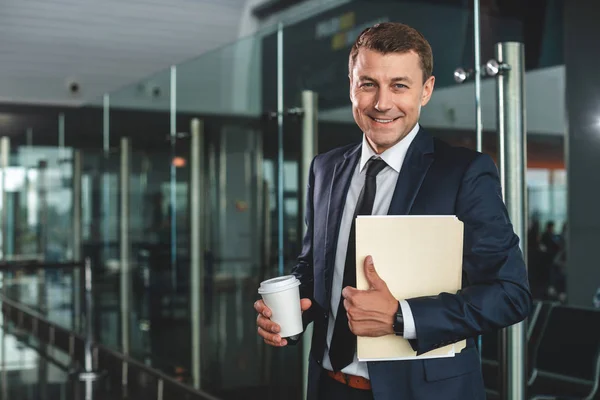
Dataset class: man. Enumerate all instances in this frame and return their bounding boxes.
[255,22,531,400]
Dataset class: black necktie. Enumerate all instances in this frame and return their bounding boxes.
[329,158,388,371]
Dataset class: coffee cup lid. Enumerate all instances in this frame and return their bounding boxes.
[258,275,300,295]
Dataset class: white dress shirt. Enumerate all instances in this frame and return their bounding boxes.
[321,123,420,379]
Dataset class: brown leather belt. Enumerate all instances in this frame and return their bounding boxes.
[327,370,372,390]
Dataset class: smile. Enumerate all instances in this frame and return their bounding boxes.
[370,116,400,124]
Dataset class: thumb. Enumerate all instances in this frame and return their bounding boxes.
[300,298,312,311]
[364,256,384,290]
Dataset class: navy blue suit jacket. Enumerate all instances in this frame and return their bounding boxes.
[291,129,532,400]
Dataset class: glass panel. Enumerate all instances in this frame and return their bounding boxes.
[87,67,174,355]
[476,1,566,397]
[1,113,74,262]
[0,112,78,333]
[175,32,274,396]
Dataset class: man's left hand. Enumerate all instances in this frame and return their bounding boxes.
[342,255,398,337]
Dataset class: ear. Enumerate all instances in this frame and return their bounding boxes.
[420,75,435,107]
[348,73,354,102]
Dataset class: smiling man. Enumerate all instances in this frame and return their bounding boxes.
[255,22,531,400]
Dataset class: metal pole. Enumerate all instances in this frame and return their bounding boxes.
[72,150,83,331]
[38,160,48,261]
[38,160,48,313]
[120,137,131,359]
[0,137,8,263]
[474,0,482,153]
[77,257,103,386]
[495,41,527,400]
[170,66,178,293]
[59,113,66,160]
[276,21,284,276]
[1,317,7,400]
[84,257,94,373]
[473,0,483,356]
[102,95,110,267]
[26,128,33,147]
[190,118,205,389]
[300,90,318,400]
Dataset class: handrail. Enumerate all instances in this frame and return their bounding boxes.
[96,342,222,400]
[0,271,221,400]
[0,260,84,271]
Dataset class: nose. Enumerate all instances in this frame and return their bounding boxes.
[374,88,392,112]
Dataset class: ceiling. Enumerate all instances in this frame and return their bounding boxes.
[0,0,256,106]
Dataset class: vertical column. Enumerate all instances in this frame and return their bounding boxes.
[38,160,48,260]
[190,118,205,389]
[1,317,6,399]
[276,22,284,276]
[170,66,178,292]
[300,90,318,400]
[103,95,110,266]
[72,150,83,330]
[473,0,483,153]
[120,137,131,359]
[38,160,48,313]
[0,137,8,262]
[495,42,527,400]
[1,137,9,296]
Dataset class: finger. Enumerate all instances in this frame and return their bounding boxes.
[342,286,359,301]
[258,326,283,344]
[300,298,312,311]
[364,256,384,290]
[256,315,280,334]
[347,318,355,334]
[254,300,272,318]
[343,298,351,312]
[264,338,288,347]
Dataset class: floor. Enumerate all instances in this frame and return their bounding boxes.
[0,322,122,400]
[1,267,304,400]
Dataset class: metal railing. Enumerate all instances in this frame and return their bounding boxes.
[0,258,221,400]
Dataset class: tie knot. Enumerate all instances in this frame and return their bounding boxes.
[366,158,387,177]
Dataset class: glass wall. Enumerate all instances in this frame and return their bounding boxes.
[175,34,276,395]
[0,111,79,333]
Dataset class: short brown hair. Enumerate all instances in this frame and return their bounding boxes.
[348,22,433,83]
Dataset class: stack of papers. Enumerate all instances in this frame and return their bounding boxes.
[355,215,466,361]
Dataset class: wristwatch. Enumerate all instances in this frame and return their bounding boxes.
[392,301,404,336]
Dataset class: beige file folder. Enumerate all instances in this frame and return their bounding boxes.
[355,215,466,361]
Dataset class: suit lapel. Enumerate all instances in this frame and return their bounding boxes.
[324,144,361,301]
[388,129,435,215]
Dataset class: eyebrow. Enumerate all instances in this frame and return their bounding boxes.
[358,75,413,85]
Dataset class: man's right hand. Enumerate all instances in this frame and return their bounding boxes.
[255,298,312,347]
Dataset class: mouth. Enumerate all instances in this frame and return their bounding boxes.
[369,116,402,124]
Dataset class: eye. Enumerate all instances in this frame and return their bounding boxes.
[394,83,408,89]
[360,82,375,88]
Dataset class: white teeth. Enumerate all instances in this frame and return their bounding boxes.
[374,118,394,123]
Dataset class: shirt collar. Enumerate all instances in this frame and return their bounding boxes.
[359,123,420,173]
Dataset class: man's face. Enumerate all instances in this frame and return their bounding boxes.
[349,48,435,154]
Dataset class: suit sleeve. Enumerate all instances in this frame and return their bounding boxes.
[288,157,318,342]
[406,153,532,355]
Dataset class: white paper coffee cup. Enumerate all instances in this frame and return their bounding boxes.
[258,275,303,338]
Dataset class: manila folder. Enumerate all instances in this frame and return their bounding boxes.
[355,215,466,361]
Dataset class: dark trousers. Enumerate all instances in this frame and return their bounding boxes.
[318,371,374,400]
